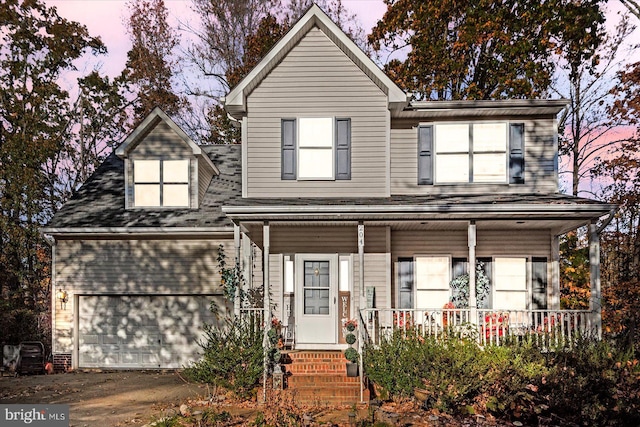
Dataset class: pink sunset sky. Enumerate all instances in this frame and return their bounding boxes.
[43,0,639,83]
[44,0,388,80]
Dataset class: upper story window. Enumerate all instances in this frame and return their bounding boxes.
[281,117,351,181]
[133,159,190,207]
[418,122,524,185]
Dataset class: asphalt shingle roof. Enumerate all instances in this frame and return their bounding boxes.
[47,141,612,231]
[47,145,242,229]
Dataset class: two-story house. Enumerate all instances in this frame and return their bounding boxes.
[45,5,613,373]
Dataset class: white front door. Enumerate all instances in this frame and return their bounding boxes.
[295,254,338,347]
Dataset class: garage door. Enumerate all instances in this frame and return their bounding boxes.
[79,295,220,368]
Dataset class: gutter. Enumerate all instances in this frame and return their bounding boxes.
[222,203,615,216]
[597,208,617,234]
[41,226,235,237]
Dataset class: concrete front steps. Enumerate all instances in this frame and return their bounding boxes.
[281,350,369,405]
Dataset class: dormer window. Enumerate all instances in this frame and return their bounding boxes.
[133,159,190,207]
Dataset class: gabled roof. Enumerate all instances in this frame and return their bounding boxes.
[224,4,409,117]
[44,145,241,234]
[115,107,219,174]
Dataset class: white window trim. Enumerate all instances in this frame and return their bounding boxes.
[490,256,531,310]
[433,121,510,185]
[297,117,335,181]
[132,158,191,208]
[414,254,452,309]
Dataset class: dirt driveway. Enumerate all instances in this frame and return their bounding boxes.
[0,370,209,426]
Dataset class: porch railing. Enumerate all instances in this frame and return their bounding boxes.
[360,308,596,348]
[239,307,265,330]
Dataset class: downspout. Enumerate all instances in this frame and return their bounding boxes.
[234,223,241,318]
[43,234,56,361]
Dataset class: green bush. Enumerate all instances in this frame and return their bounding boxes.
[363,332,640,425]
[184,316,263,398]
[540,338,640,426]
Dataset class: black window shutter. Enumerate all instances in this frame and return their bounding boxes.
[281,119,296,180]
[509,123,525,184]
[418,125,434,185]
[532,257,548,309]
[335,118,351,180]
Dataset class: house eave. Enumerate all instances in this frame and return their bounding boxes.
[222,203,614,222]
[395,99,569,119]
[41,227,234,238]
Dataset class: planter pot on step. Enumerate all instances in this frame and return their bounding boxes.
[346,362,359,377]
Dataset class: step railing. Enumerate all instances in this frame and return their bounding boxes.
[360,308,595,348]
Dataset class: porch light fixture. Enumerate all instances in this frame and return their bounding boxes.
[57,289,68,310]
[314,267,320,276]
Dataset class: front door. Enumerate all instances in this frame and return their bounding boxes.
[295,254,338,347]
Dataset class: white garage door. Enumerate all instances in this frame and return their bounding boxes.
[79,295,220,369]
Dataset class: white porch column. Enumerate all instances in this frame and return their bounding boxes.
[262,221,270,401]
[358,222,365,308]
[550,234,561,310]
[468,221,477,310]
[234,223,241,318]
[589,221,602,339]
[357,221,365,404]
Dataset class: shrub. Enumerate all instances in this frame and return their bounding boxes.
[184,316,263,398]
[363,331,640,425]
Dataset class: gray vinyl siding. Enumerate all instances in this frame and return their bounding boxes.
[269,254,283,321]
[128,121,191,156]
[476,230,550,257]
[245,26,389,197]
[390,118,558,195]
[55,239,231,294]
[268,225,387,254]
[353,253,391,312]
[391,229,551,259]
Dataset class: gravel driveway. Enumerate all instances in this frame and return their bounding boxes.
[0,370,208,426]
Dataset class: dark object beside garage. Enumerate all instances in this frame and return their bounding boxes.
[18,341,45,375]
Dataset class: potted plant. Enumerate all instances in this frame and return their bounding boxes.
[344,318,357,332]
[344,347,359,377]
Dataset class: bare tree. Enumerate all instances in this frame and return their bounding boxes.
[553,14,635,196]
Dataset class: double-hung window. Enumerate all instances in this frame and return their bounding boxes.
[133,159,190,207]
[418,122,524,185]
[281,117,351,180]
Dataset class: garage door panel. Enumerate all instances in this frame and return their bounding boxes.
[79,295,220,369]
